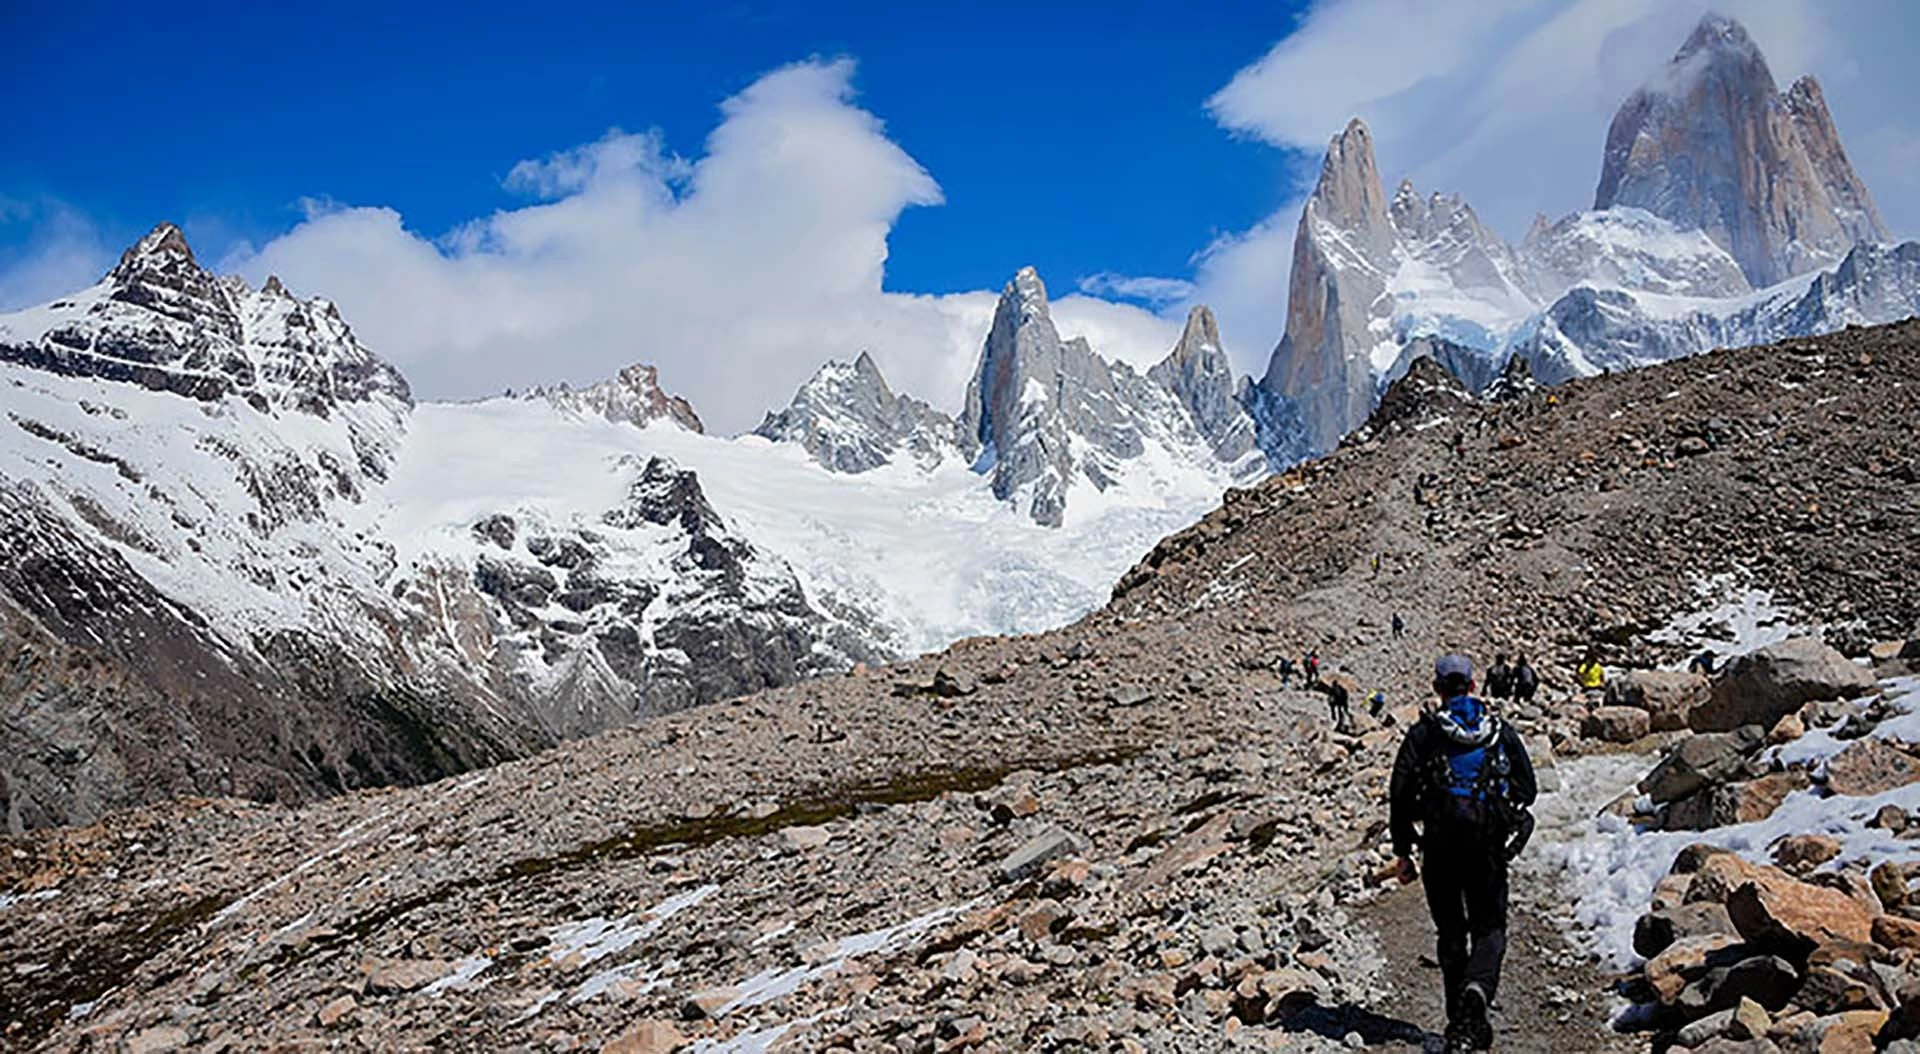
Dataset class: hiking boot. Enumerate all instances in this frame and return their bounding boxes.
[1442,1023,1475,1054]
[1459,982,1494,1050]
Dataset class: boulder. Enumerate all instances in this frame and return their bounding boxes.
[1871,914,1920,952]
[1648,933,1741,1004]
[1728,877,1874,956]
[999,827,1083,883]
[1585,705,1652,743]
[1677,1008,1738,1047]
[1687,854,1777,906]
[364,958,452,994]
[1608,670,1711,732]
[1676,953,1801,1016]
[1665,773,1806,831]
[1690,639,1876,733]
[1636,902,1739,958]
[1730,995,1771,1039]
[1642,727,1766,803]
[1823,740,1920,798]
[1778,1010,1887,1054]
[1772,834,1843,875]
[603,1020,688,1054]
[1796,962,1883,1015]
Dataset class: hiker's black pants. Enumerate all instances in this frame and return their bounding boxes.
[1422,835,1509,1023]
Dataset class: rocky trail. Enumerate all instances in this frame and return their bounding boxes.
[3,320,1919,1052]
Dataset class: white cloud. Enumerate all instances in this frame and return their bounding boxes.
[1075,272,1196,308]
[0,198,114,312]
[220,58,1172,434]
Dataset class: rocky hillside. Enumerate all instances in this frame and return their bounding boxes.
[4,319,1915,1053]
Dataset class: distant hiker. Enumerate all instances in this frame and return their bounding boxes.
[1392,612,1407,639]
[1304,649,1321,687]
[1688,650,1717,677]
[1576,651,1606,703]
[1323,677,1352,732]
[1511,654,1539,710]
[1372,552,1383,578]
[1369,688,1389,719]
[1278,656,1297,689]
[1389,655,1538,1054]
[1485,653,1514,703]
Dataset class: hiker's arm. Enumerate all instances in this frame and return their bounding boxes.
[1388,729,1422,857]
[1505,726,1538,808]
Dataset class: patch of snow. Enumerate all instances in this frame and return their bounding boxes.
[1548,678,1920,969]
[543,883,718,968]
[715,901,976,1018]
[0,889,60,912]
[1647,575,1804,664]
[422,955,493,996]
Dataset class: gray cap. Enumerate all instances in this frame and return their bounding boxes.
[1434,654,1474,682]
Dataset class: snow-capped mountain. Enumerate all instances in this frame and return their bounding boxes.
[1242,12,1918,459]
[752,351,962,473]
[0,230,1255,829]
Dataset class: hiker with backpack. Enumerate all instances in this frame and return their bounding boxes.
[1387,654,1538,1053]
[1304,649,1321,688]
[1278,656,1297,690]
[1391,612,1406,639]
[1510,655,1538,710]
[1576,650,1606,705]
[1485,653,1514,704]
[1322,677,1352,732]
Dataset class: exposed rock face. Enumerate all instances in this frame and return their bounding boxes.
[959,268,1226,526]
[1250,120,1395,459]
[754,351,961,473]
[537,363,703,432]
[1593,14,1888,287]
[1146,305,1258,463]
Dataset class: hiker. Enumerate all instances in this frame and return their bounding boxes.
[1511,654,1538,710]
[1323,677,1352,731]
[1485,653,1514,703]
[1392,612,1406,639]
[1278,656,1297,689]
[1389,655,1538,1054]
[1372,552,1383,578]
[1688,650,1717,677]
[1576,651,1606,704]
[1369,688,1389,719]
[1304,649,1321,688]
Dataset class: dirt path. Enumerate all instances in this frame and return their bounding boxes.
[1264,747,1652,1053]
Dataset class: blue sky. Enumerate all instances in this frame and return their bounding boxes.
[4,1,1915,431]
[0,0,1306,301]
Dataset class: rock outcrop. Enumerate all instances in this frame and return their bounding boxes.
[959,268,1230,526]
[536,363,703,432]
[1593,13,1888,287]
[1147,305,1258,464]
[1248,119,1396,459]
[754,351,961,473]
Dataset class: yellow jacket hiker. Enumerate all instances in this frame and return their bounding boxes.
[1576,659,1605,690]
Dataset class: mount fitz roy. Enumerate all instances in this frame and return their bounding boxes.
[1244,12,1919,460]
[2,11,1917,831]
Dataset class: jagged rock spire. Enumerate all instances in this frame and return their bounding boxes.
[1594,12,1886,286]
[1149,306,1256,463]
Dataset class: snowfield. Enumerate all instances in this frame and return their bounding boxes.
[383,395,1231,659]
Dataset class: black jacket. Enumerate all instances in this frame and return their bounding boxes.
[1388,709,1537,858]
